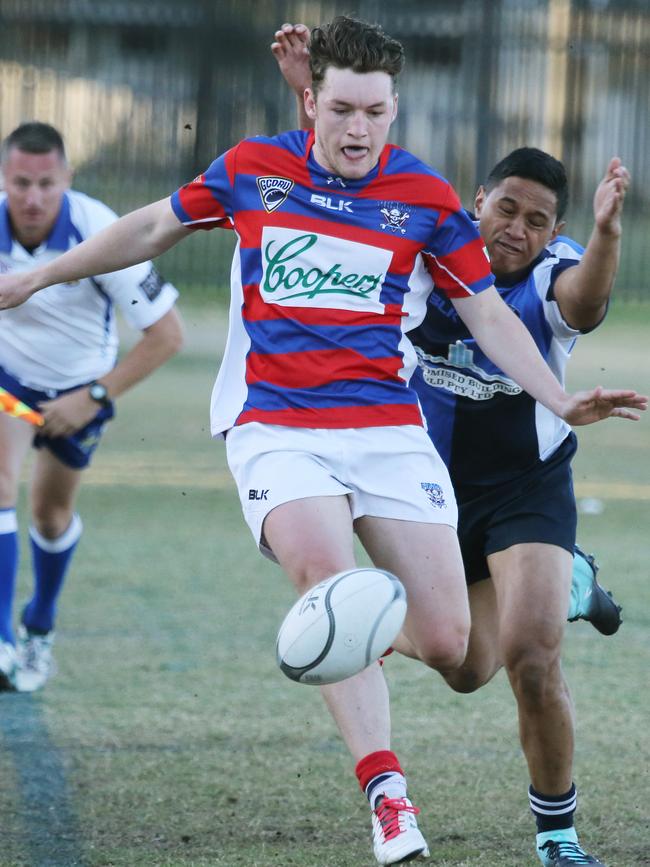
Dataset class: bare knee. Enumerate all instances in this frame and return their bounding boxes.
[416,629,469,675]
[31,503,74,540]
[505,643,563,707]
[445,664,492,694]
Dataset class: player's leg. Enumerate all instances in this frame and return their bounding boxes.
[356,517,469,675]
[16,448,84,692]
[264,494,393,761]
[15,400,110,692]
[0,413,34,688]
[490,542,573,791]
[490,542,605,866]
[265,499,429,864]
[352,516,470,864]
[443,577,503,692]
[25,447,84,625]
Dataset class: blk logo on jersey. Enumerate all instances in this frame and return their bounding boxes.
[257,176,294,213]
[259,226,391,312]
[310,194,353,213]
[421,482,446,509]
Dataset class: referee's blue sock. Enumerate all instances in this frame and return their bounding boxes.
[0,508,19,644]
[22,513,83,635]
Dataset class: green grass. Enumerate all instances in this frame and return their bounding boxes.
[2,303,649,866]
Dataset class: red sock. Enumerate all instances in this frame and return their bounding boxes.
[355,750,404,793]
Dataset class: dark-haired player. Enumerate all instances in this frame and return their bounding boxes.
[272,23,632,867]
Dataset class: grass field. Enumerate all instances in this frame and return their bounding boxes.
[1,303,649,867]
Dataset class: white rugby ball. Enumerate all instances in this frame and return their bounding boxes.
[276,568,407,685]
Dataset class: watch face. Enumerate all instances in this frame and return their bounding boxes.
[89,383,108,403]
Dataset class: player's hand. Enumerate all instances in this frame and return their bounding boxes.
[0,272,38,309]
[271,22,311,95]
[593,157,630,237]
[38,389,105,438]
[559,386,647,426]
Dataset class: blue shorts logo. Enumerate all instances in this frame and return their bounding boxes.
[421,482,446,508]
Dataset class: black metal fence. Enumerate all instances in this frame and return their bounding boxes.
[1,0,648,300]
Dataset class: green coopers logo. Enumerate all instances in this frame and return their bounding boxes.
[259,227,391,312]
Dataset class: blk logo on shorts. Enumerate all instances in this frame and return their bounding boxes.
[248,489,269,501]
[421,482,446,508]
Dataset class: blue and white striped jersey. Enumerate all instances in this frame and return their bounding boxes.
[410,233,588,486]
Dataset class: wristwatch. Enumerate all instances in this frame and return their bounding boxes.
[88,381,111,408]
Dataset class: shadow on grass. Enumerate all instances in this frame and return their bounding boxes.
[1,694,87,867]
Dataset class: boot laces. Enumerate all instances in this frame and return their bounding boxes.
[375,797,420,842]
[541,839,596,864]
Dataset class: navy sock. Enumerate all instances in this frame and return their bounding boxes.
[529,783,577,833]
[23,514,82,634]
[0,508,19,644]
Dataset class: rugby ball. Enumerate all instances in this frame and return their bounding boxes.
[276,568,407,685]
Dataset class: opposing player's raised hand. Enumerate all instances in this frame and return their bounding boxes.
[271,22,311,96]
[593,157,630,237]
[559,386,647,426]
[0,271,38,309]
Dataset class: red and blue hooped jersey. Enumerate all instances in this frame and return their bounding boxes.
[171,130,494,435]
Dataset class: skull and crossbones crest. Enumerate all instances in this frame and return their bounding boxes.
[380,205,410,233]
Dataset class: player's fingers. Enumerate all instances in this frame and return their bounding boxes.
[596,390,646,408]
[609,408,641,421]
[294,23,310,42]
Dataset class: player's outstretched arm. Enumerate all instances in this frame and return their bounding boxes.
[0,199,190,310]
[553,157,630,331]
[453,286,647,425]
[271,22,313,130]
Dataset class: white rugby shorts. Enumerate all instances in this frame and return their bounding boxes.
[225,422,458,560]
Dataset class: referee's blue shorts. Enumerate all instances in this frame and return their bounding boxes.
[0,364,114,470]
[454,433,578,584]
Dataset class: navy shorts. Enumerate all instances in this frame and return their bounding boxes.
[454,433,578,584]
[0,364,114,470]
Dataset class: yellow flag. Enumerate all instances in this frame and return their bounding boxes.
[0,386,45,426]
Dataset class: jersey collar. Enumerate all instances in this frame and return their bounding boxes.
[0,192,76,254]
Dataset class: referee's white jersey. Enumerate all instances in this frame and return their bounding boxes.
[0,189,178,391]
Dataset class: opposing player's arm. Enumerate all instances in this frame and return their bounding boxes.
[553,157,629,331]
[271,22,313,130]
[453,286,646,425]
[0,198,191,310]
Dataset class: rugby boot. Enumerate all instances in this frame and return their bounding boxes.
[371,795,430,864]
[537,828,606,866]
[568,545,622,635]
[15,624,55,692]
